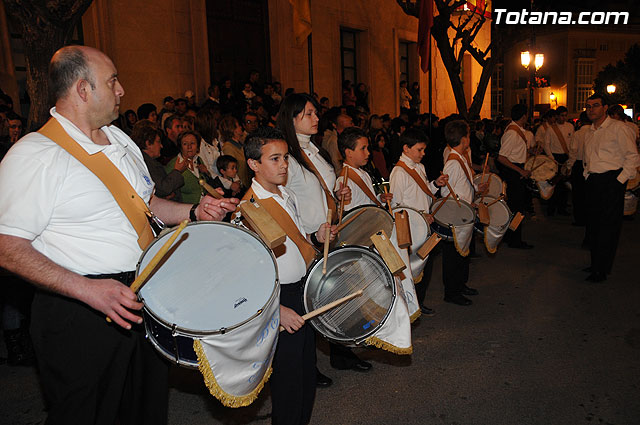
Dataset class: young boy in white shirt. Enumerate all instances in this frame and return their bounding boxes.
[242,127,336,425]
[213,154,243,197]
[389,128,448,315]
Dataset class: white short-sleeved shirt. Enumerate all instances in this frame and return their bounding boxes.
[544,122,574,156]
[0,108,154,275]
[250,180,308,284]
[583,116,640,183]
[441,149,475,203]
[499,122,528,164]
[389,154,438,212]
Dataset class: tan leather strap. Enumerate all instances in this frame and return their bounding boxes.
[242,188,317,267]
[550,124,569,155]
[343,166,382,207]
[395,161,436,200]
[446,153,474,186]
[506,124,528,145]
[301,155,337,219]
[38,118,154,250]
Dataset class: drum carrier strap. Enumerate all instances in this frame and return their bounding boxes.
[38,118,154,250]
[550,123,570,155]
[342,166,382,207]
[395,161,436,200]
[301,155,338,220]
[505,124,528,145]
[446,152,474,186]
[241,188,318,267]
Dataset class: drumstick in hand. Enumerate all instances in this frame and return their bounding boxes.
[442,174,461,207]
[337,167,349,224]
[479,173,493,203]
[481,153,489,179]
[322,209,332,275]
[106,220,189,323]
[383,185,393,214]
[486,195,505,207]
[279,289,364,332]
[199,179,223,199]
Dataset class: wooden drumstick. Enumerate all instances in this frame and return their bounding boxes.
[481,153,489,179]
[337,167,349,224]
[430,194,450,217]
[322,209,332,275]
[486,195,505,207]
[335,209,366,233]
[198,179,223,199]
[443,175,461,207]
[106,220,189,323]
[382,185,393,214]
[279,289,364,332]
[531,162,546,172]
[479,173,493,203]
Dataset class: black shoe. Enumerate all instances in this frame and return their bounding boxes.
[444,294,473,306]
[316,369,333,388]
[508,242,534,249]
[352,359,372,372]
[461,285,479,296]
[4,328,36,366]
[420,305,436,316]
[582,266,592,273]
[585,272,606,283]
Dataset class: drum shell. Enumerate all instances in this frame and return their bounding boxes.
[138,221,279,368]
[473,197,513,235]
[430,198,476,242]
[624,191,638,216]
[473,173,504,199]
[303,245,396,347]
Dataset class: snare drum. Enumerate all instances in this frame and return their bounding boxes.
[474,196,513,253]
[473,173,504,199]
[430,197,476,256]
[525,155,557,181]
[303,245,396,346]
[138,222,279,406]
[624,191,638,216]
[334,205,394,248]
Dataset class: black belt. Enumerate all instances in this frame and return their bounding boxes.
[85,271,136,285]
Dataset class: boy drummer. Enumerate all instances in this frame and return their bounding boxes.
[242,127,336,425]
[440,120,488,306]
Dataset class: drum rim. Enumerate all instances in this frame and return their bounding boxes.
[473,196,514,231]
[336,204,395,248]
[137,220,280,336]
[302,244,397,345]
[430,197,476,229]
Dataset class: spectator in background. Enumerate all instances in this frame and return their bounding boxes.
[161,114,184,163]
[158,96,175,126]
[175,98,188,115]
[370,130,390,180]
[123,109,137,134]
[203,84,221,110]
[195,107,222,178]
[409,82,421,113]
[399,80,412,111]
[184,90,197,109]
[355,83,369,112]
[243,111,260,135]
[165,130,214,204]
[242,83,256,103]
[137,102,158,124]
[219,115,250,187]
[342,80,356,107]
[131,119,185,201]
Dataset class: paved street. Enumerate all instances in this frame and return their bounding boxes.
[2,199,639,425]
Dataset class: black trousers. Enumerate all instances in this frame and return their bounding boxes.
[271,281,316,425]
[441,240,469,297]
[500,163,527,245]
[571,160,587,225]
[30,273,169,425]
[549,153,569,213]
[415,248,436,306]
[585,169,626,275]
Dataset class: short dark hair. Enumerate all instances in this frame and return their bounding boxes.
[556,106,568,114]
[579,111,591,125]
[546,109,558,119]
[163,96,174,104]
[244,127,287,161]
[216,154,238,173]
[607,104,624,118]
[338,127,368,157]
[49,46,95,103]
[444,120,469,148]
[131,119,163,151]
[399,128,429,148]
[164,114,182,131]
[510,104,528,121]
[177,130,201,150]
[587,92,609,106]
[137,103,157,120]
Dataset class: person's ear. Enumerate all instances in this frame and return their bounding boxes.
[77,79,90,102]
[247,158,259,173]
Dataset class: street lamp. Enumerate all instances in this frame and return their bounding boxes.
[550,92,557,107]
[607,84,616,94]
[521,50,545,121]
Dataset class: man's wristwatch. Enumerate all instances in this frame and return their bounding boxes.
[190,203,199,222]
[310,231,322,246]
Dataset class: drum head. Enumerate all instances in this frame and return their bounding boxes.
[484,197,511,227]
[432,198,475,227]
[335,205,394,247]
[138,222,278,333]
[473,173,504,198]
[303,246,395,345]
[525,156,557,181]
